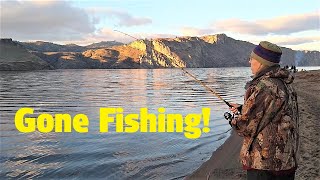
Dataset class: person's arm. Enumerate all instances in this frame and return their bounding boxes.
[231,80,285,137]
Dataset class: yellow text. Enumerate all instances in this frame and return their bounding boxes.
[14,108,89,133]
[100,107,211,139]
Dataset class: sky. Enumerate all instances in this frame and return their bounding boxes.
[0,0,319,51]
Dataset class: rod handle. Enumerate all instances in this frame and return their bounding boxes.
[224,100,233,108]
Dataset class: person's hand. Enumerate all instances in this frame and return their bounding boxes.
[231,119,237,126]
[229,103,240,114]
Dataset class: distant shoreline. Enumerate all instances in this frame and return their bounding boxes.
[0,66,319,72]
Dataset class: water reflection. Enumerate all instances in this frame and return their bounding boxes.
[0,68,251,179]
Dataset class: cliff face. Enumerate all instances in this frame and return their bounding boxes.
[0,39,52,71]
[128,34,319,68]
[129,34,255,68]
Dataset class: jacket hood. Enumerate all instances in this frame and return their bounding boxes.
[266,66,294,84]
[255,65,295,84]
[246,65,295,89]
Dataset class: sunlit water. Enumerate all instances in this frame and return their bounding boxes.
[2,67,317,179]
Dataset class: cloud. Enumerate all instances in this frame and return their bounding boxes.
[60,28,175,45]
[92,28,136,43]
[0,0,96,41]
[242,34,320,50]
[87,7,152,27]
[178,11,320,51]
[87,28,175,44]
[180,27,214,36]
[285,41,320,51]
[180,12,319,36]
[265,36,320,46]
[213,12,319,35]
[107,10,152,27]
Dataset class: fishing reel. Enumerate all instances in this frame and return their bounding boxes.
[224,112,233,121]
[224,112,234,126]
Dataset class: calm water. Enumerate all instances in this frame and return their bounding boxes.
[0,67,254,179]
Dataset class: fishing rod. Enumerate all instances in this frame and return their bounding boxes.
[114,30,233,108]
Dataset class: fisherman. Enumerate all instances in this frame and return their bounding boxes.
[229,41,299,180]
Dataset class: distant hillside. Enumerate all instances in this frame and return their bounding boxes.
[19,40,123,52]
[85,41,124,49]
[34,45,143,69]
[281,48,319,67]
[34,34,319,69]
[19,41,86,52]
[2,34,319,70]
[0,39,52,70]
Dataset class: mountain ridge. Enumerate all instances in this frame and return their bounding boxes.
[1,34,319,70]
[19,40,124,52]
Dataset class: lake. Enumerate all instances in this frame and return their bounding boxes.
[1,67,315,179]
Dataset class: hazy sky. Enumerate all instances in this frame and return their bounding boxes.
[1,0,319,51]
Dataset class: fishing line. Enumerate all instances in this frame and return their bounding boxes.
[114,30,233,108]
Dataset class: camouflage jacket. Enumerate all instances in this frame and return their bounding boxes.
[233,65,299,171]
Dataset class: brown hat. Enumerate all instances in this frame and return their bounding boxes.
[251,41,282,66]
